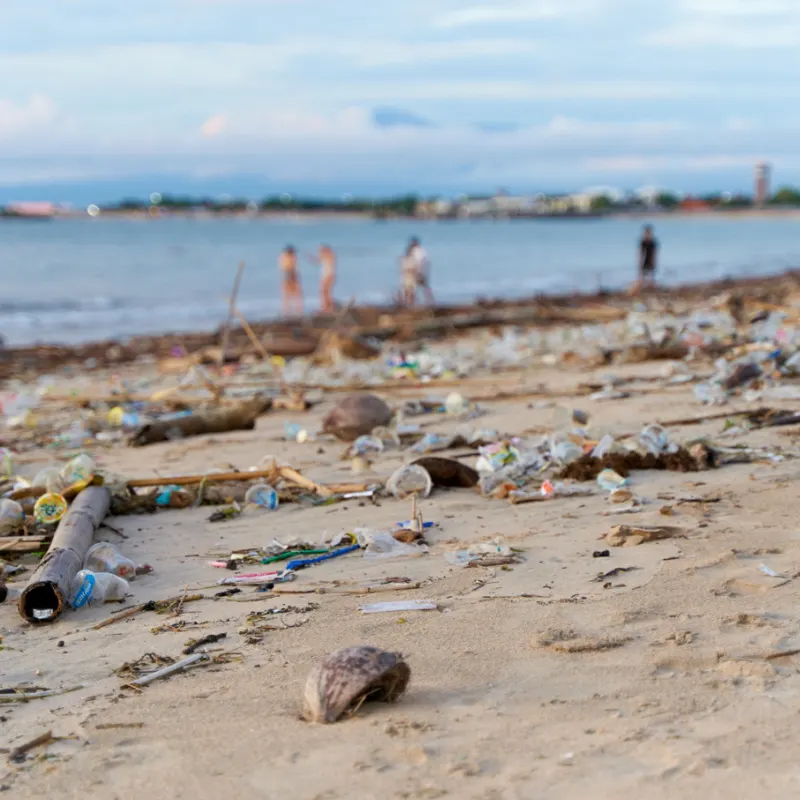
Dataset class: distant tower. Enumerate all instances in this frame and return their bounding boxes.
[755,161,771,207]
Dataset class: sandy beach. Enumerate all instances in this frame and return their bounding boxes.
[3,278,800,798]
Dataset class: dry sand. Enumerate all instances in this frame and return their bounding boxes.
[3,358,800,799]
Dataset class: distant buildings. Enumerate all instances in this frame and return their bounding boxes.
[755,161,771,207]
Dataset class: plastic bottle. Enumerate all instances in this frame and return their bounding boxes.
[84,542,138,580]
[386,465,432,499]
[32,466,66,492]
[244,484,279,510]
[60,454,95,485]
[69,570,129,608]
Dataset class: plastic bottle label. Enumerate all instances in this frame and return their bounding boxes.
[72,573,96,608]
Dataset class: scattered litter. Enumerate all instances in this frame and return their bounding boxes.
[360,600,438,614]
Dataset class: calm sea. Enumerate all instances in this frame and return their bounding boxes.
[0,215,798,346]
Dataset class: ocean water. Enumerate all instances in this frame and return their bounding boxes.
[0,215,798,346]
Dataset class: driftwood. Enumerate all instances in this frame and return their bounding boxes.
[0,536,50,554]
[128,400,268,446]
[18,487,111,624]
[219,261,246,366]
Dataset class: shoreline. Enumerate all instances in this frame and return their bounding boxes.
[2,268,798,380]
[3,207,800,222]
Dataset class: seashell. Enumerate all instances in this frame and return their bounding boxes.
[303,646,410,724]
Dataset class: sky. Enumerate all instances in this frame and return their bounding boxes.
[1,0,799,201]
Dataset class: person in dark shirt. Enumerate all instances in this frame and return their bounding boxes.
[638,225,658,288]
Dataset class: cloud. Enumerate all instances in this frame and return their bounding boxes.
[0,95,59,139]
[373,108,434,128]
[648,23,800,47]
[434,0,593,27]
[200,114,228,138]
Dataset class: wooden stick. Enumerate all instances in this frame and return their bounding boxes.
[278,466,333,498]
[9,730,53,761]
[0,686,83,703]
[92,602,152,630]
[0,537,50,553]
[18,487,110,624]
[233,307,272,363]
[220,261,246,368]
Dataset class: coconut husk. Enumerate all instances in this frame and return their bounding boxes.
[321,394,394,442]
[411,457,479,488]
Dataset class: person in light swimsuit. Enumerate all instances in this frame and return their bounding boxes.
[316,244,337,313]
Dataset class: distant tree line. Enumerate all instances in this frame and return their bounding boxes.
[106,193,420,216]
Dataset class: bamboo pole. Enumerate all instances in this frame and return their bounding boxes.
[18,487,111,624]
[219,261,246,368]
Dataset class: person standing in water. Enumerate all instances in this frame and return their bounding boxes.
[307,244,336,313]
[403,237,434,306]
[638,225,658,289]
[279,245,303,317]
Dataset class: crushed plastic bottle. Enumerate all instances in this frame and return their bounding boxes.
[32,466,66,492]
[596,468,628,493]
[639,424,677,456]
[69,569,129,608]
[550,437,584,465]
[84,542,138,580]
[386,464,432,499]
[410,433,454,455]
[540,480,595,498]
[60,454,95,485]
[244,483,279,510]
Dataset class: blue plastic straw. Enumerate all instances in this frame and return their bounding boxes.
[285,544,361,571]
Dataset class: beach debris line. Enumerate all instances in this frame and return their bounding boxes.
[303,646,411,724]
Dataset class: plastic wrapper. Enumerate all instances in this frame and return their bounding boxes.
[362,531,426,559]
[597,469,628,493]
[60,454,95,485]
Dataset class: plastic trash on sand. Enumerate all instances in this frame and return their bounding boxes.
[244,483,279,510]
[0,499,25,534]
[32,466,66,492]
[360,600,438,614]
[69,570,129,608]
[540,480,595,499]
[386,464,432,499]
[351,435,384,457]
[596,469,628,493]
[444,392,470,415]
[60,454,96,485]
[33,492,68,524]
[361,531,426,559]
[84,542,138,580]
[639,424,678,456]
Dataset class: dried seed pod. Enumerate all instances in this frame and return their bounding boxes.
[303,646,410,724]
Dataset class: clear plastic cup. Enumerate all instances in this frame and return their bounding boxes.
[84,542,138,580]
[244,484,279,510]
[386,465,432,499]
